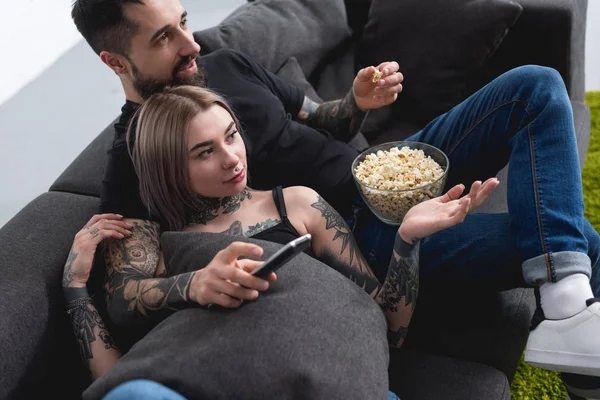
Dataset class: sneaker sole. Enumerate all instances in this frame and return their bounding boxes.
[525,349,600,376]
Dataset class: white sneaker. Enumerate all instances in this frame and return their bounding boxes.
[525,299,600,376]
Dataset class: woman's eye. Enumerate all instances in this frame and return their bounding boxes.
[227,131,238,141]
[159,33,169,42]
[198,148,213,157]
[181,18,188,27]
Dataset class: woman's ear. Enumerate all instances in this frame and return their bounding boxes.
[100,51,130,75]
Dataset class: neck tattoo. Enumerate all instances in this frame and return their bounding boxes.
[188,189,252,226]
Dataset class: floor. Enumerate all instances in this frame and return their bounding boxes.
[0,0,598,228]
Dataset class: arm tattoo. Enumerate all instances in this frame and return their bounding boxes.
[70,304,119,361]
[62,247,78,287]
[104,220,196,326]
[376,233,420,347]
[311,195,375,279]
[297,90,367,141]
[318,249,381,297]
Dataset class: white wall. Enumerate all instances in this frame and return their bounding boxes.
[0,0,81,106]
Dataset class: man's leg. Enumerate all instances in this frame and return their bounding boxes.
[398,65,600,375]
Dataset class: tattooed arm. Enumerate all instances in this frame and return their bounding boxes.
[105,219,274,327]
[294,188,419,348]
[298,189,381,295]
[295,62,406,141]
[104,219,198,327]
[62,213,130,379]
[376,235,419,348]
[66,296,121,380]
[295,92,367,142]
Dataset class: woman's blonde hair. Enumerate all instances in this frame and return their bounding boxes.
[127,85,242,231]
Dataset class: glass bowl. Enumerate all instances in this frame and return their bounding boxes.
[351,141,450,225]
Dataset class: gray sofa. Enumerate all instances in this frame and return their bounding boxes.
[0,0,590,399]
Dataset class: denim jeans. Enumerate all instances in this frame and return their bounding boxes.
[350,65,600,393]
[352,65,600,298]
[102,380,186,400]
[102,379,401,400]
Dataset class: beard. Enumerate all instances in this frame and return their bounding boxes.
[130,55,207,100]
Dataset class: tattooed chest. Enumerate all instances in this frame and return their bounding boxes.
[218,218,282,237]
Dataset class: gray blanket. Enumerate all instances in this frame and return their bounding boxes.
[83,232,389,400]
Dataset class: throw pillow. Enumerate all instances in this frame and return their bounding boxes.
[194,0,352,77]
[83,232,389,400]
[358,0,523,126]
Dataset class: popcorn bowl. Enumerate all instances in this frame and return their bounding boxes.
[351,141,450,226]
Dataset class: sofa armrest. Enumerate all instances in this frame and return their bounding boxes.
[0,192,100,399]
[474,0,587,102]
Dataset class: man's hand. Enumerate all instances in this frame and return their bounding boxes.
[189,242,277,308]
[353,61,404,111]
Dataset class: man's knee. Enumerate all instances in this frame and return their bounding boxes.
[500,65,567,103]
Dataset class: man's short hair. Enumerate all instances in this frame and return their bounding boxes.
[71,0,143,56]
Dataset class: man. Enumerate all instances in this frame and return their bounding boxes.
[71,0,600,393]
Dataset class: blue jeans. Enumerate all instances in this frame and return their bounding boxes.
[351,65,600,391]
[102,379,400,400]
[102,380,186,400]
[353,65,600,296]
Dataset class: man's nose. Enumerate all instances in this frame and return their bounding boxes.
[180,33,201,57]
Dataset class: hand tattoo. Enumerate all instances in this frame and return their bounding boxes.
[62,247,78,287]
[88,227,100,238]
[188,189,252,226]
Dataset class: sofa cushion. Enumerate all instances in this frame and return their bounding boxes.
[83,231,390,400]
[275,57,323,103]
[50,119,115,198]
[193,0,351,76]
[389,348,511,400]
[358,0,523,126]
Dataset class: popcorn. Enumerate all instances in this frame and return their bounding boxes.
[371,69,383,83]
[354,146,445,223]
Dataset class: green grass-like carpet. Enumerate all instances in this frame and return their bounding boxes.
[509,91,600,399]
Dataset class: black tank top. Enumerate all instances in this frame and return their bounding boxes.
[251,187,312,255]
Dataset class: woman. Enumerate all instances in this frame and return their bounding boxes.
[62,86,496,398]
[127,85,497,345]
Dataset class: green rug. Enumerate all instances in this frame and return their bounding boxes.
[509,91,600,399]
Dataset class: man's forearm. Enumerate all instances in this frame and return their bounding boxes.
[376,233,420,348]
[298,90,367,141]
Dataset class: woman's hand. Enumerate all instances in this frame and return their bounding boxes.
[62,214,133,288]
[399,178,499,244]
[352,61,404,111]
[189,242,277,309]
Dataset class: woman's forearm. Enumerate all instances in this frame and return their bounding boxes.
[375,232,420,348]
[66,291,121,380]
